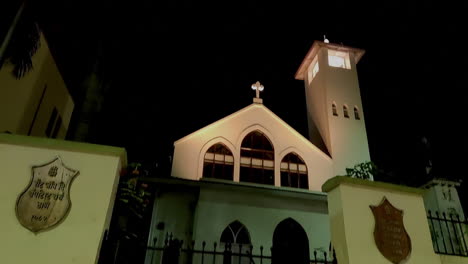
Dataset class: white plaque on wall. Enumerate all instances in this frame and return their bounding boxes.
[16,157,79,233]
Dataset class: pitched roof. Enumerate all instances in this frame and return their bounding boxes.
[174,103,331,161]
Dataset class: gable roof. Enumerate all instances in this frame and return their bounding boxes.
[174,103,331,161]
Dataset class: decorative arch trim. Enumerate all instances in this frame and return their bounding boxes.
[238,126,275,186]
[220,220,251,244]
[278,147,308,165]
[198,137,237,180]
[278,149,309,189]
[236,124,275,150]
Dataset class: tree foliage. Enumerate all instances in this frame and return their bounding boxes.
[345,161,378,180]
[99,162,154,263]
[1,4,41,79]
[116,162,152,223]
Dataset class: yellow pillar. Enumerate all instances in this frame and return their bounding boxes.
[322,176,441,264]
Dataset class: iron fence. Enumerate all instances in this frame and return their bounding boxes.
[427,210,468,256]
[100,233,337,264]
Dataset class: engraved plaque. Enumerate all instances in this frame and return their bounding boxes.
[16,157,79,233]
[370,197,411,263]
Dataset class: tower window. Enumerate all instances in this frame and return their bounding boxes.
[354,106,360,120]
[280,153,308,189]
[343,105,349,118]
[308,57,319,84]
[240,130,274,185]
[312,61,319,78]
[328,50,351,69]
[332,103,338,116]
[203,143,234,180]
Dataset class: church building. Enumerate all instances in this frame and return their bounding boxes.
[144,39,371,262]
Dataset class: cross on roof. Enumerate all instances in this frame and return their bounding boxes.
[251,81,264,99]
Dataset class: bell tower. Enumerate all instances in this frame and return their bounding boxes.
[295,40,371,177]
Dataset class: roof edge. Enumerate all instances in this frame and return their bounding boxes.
[295,41,366,80]
[173,103,332,162]
[0,133,127,164]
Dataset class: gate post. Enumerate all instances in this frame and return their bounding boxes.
[322,176,441,264]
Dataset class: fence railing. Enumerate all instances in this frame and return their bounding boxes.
[427,210,468,257]
[99,233,337,264]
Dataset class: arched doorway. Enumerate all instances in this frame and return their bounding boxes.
[272,218,309,264]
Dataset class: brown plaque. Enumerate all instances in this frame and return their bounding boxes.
[370,197,411,264]
[16,157,79,233]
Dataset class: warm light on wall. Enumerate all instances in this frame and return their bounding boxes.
[308,56,319,84]
[312,61,319,78]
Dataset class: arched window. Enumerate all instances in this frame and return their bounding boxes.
[332,102,338,116]
[240,131,274,185]
[354,106,360,120]
[343,105,349,118]
[221,221,252,264]
[203,143,234,180]
[280,153,308,189]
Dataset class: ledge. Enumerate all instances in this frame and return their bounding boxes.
[321,176,425,195]
[0,133,127,163]
[141,176,328,201]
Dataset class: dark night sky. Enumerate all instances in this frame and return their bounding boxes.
[27,1,467,189]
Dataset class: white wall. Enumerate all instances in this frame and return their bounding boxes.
[304,45,371,177]
[305,50,329,153]
[171,104,332,191]
[423,181,466,220]
[192,185,330,255]
[0,133,126,264]
[147,186,198,248]
[421,180,467,257]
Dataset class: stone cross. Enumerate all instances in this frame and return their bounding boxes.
[251,81,264,98]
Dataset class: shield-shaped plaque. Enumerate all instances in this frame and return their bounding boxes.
[370,197,411,264]
[16,157,79,233]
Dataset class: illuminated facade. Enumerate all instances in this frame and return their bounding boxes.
[142,39,468,264]
[295,41,370,177]
[144,40,375,263]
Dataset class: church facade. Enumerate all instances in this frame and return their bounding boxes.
[144,40,372,263]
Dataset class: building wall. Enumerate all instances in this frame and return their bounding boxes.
[305,50,329,153]
[304,45,371,177]
[0,33,74,138]
[148,185,199,248]
[192,186,330,255]
[423,183,466,220]
[0,133,126,264]
[172,104,333,191]
[144,185,199,264]
[145,181,331,263]
[325,51,370,177]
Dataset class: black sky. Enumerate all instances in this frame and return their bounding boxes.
[28,0,467,189]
